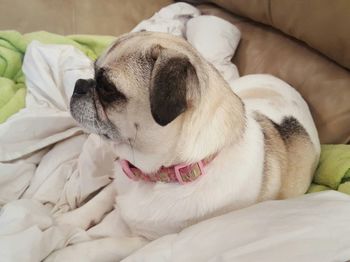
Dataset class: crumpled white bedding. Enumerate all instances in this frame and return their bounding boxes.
[0,2,350,262]
[125,191,350,262]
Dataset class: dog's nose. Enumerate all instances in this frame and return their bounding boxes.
[73,79,95,95]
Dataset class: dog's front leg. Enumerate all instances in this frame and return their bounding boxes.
[55,181,116,229]
[44,236,148,262]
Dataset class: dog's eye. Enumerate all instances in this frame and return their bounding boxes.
[95,70,127,105]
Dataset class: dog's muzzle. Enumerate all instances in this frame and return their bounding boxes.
[70,78,120,140]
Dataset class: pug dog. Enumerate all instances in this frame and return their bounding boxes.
[50,31,320,261]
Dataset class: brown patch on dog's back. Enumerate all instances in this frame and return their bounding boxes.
[255,114,317,200]
[273,117,306,140]
[274,117,317,198]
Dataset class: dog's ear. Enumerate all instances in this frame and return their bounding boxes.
[149,45,199,126]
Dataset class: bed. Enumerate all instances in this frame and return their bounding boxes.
[1,2,350,261]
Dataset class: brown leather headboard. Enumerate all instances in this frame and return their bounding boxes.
[0,0,171,35]
[196,0,350,70]
[193,2,350,144]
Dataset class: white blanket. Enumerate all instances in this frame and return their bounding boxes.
[125,191,350,262]
[1,3,350,262]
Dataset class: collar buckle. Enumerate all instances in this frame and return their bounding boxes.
[174,161,206,184]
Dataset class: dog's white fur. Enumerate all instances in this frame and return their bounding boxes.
[48,33,320,261]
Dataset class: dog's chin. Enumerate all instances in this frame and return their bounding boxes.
[77,118,119,141]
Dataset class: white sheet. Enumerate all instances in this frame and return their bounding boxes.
[1,2,349,262]
[124,191,350,262]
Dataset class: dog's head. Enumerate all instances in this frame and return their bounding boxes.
[70,32,243,171]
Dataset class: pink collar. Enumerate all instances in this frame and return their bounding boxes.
[119,156,215,185]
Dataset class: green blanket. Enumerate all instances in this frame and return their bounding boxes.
[308,144,350,195]
[1,31,349,196]
[0,30,115,123]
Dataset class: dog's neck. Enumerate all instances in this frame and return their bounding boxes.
[175,71,246,165]
[113,66,245,174]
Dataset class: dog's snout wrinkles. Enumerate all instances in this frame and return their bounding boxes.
[74,79,95,95]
